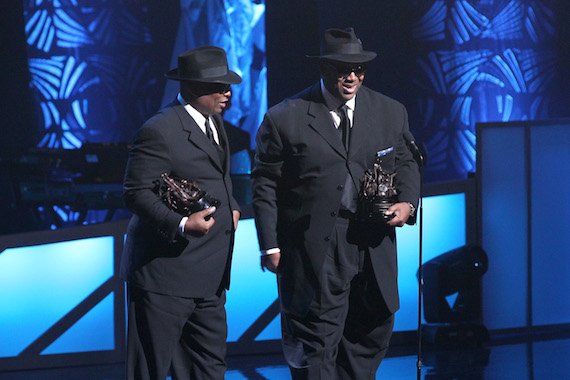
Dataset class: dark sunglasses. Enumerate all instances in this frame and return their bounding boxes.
[215,83,232,94]
[189,82,231,95]
[324,62,367,78]
[203,83,231,94]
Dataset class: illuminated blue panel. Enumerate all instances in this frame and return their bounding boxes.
[226,219,280,342]
[257,367,291,379]
[480,126,528,329]
[394,193,466,331]
[0,237,114,357]
[255,315,281,342]
[225,370,249,380]
[42,293,115,354]
[530,124,570,326]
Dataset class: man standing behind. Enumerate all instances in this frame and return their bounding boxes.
[252,28,420,379]
[121,46,241,379]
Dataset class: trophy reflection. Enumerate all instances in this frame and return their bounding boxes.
[357,149,397,222]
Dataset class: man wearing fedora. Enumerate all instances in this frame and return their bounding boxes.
[121,45,242,379]
[252,28,420,379]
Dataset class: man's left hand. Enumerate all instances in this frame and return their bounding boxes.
[232,210,240,230]
[385,202,412,227]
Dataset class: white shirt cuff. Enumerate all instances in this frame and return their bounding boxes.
[179,216,188,236]
[260,248,280,256]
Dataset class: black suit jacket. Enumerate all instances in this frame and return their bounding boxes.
[121,101,240,298]
[252,84,420,316]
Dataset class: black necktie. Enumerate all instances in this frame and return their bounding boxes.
[338,105,350,152]
[205,117,225,164]
[337,105,357,212]
[204,117,216,145]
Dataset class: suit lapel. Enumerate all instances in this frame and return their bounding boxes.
[306,84,347,158]
[172,105,225,172]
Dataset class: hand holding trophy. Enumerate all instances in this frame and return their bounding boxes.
[155,173,220,216]
[357,147,398,223]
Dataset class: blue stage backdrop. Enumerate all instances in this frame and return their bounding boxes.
[23,0,266,150]
[409,0,565,182]
[22,0,566,185]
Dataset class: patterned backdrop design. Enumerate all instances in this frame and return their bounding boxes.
[21,0,561,208]
[24,0,161,148]
[24,0,265,149]
[410,0,559,181]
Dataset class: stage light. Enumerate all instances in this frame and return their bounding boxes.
[418,244,490,346]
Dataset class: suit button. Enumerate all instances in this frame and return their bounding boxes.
[225,230,231,235]
[331,211,337,217]
[337,185,343,190]
[324,236,331,242]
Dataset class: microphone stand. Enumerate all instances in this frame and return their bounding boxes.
[416,158,424,380]
[404,134,425,380]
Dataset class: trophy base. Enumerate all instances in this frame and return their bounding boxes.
[357,197,397,223]
[194,192,220,211]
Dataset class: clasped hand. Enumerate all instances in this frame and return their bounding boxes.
[384,202,412,227]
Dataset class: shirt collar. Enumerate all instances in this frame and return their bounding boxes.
[177,93,208,127]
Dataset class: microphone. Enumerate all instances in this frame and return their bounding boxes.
[403,131,426,167]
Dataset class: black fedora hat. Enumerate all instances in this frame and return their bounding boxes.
[308,28,376,63]
[165,46,242,84]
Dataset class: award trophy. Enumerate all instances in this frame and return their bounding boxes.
[155,173,220,216]
[357,148,398,222]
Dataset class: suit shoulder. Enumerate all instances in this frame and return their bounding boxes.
[360,86,405,109]
[140,104,180,129]
[266,86,313,118]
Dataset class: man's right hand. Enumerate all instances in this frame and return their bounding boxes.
[184,207,216,236]
[261,251,281,273]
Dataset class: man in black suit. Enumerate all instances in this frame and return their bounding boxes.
[252,28,420,379]
[121,46,242,380]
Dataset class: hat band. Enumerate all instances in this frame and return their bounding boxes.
[184,65,228,79]
[326,43,363,55]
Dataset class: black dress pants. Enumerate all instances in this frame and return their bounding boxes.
[126,285,227,380]
[281,217,395,380]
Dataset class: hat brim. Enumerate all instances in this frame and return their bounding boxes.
[307,51,377,63]
[164,69,242,84]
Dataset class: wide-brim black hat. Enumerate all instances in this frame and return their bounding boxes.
[165,46,242,84]
[307,28,377,63]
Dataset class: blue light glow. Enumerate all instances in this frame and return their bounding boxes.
[226,219,280,342]
[42,293,115,355]
[0,236,114,357]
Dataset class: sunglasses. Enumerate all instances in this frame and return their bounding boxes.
[188,81,231,95]
[215,83,232,94]
[324,62,367,78]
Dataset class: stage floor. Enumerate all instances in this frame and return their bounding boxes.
[1,332,569,379]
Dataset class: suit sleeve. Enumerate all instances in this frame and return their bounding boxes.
[251,111,284,250]
[123,122,182,240]
[393,104,421,225]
